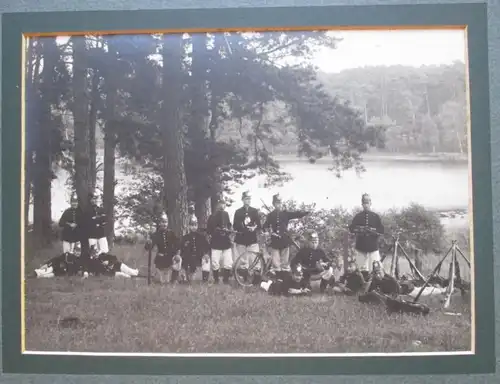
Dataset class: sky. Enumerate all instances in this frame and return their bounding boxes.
[314,29,466,73]
[55,29,466,73]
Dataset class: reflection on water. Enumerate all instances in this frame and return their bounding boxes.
[227,156,470,218]
[41,155,470,224]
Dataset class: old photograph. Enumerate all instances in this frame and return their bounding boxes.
[23,28,472,354]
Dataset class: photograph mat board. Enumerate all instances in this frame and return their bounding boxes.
[2,3,494,375]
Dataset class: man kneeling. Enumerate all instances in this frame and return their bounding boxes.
[291,230,331,292]
[260,264,311,297]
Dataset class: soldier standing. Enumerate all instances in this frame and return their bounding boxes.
[145,213,181,283]
[263,194,310,278]
[206,196,233,284]
[180,216,211,283]
[233,191,261,282]
[86,191,109,256]
[348,193,385,273]
[58,193,84,254]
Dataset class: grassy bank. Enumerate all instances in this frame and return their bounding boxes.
[25,239,472,354]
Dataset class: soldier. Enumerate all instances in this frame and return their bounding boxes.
[348,193,385,273]
[290,231,331,291]
[333,260,367,295]
[233,191,261,282]
[33,251,83,278]
[86,191,109,256]
[144,213,181,283]
[358,261,401,304]
[206,196,233,284]
[263,194,310,278]
[58,193,84,254]
[83,246,139,278]
[260,264,311,297]
[180,216,211,283]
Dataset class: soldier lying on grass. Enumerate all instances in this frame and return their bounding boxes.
[259,264,312,297]
[82,246,139,278]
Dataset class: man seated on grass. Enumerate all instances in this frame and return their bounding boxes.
[145,213,181,284]
[290,230,331,291]
[332,260,367,295]
[359,261,400,304]
[33,249,83,278]
[180,216,211,283]
[83,246,139,278]
[260,264,311,297]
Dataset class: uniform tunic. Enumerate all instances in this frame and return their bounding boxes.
[339,271,366,293]
[86,205,108,239]
[180,231,210,270]
[58,207,84,243]
[348,210,384,253]
[268,274,304,297]
[291,247,328,271]
[206,210,232,250]
[367,273,400,295]
[263,210,309,250]
[233,206,261,246]
[149,229,180,269]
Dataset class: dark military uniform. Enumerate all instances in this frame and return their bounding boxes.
[34,252,83,278]
[180,231,210,278]
[206,209,233,283]
[263,210,309,250]
[367,273,400,296]
[147,229,181,270]
[267,274,307,297]
[58,206,84,244]
[233,206,261,247]
[338,270,367,294]
[291,246,329,289]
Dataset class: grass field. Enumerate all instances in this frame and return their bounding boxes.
[24,241,472,354]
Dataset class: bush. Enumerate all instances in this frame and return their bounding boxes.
[277,199,446,259]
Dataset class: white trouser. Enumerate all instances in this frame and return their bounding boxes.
[89,237,109,254]
[62,241,79,253]
[270,247,290,272]
[355,249,382,272]
[211,249,233,270]
[201,255,211,272]
[234,243,260,269]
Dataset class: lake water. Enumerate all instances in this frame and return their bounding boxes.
[38,154,471,229]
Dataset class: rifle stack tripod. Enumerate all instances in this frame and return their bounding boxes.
[412,239,470,309]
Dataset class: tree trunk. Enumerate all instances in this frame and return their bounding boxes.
[32,37,58,245]
[103,126,116,249]
[189,33,211,229]
[72,36,91,211]
[89,70,100,191]
[25,38,36,226]
[161,34,189,237]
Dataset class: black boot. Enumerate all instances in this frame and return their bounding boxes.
[171,270,179,284]
[223,269,231,284]
[320,278,329,293]
[213,269,220,284]
[238,268,249,282]
[202,271,209,282]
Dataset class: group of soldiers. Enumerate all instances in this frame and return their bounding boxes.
[33,191,139,279]
[34,188,404,299]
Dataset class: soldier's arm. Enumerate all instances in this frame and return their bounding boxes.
[58,210,68,228]
[233,211,243,232]
[226,212,232,230]
[286,210,310,220]
[376,214,385,235]
[348,213,362,233]
[254,209,262,231]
